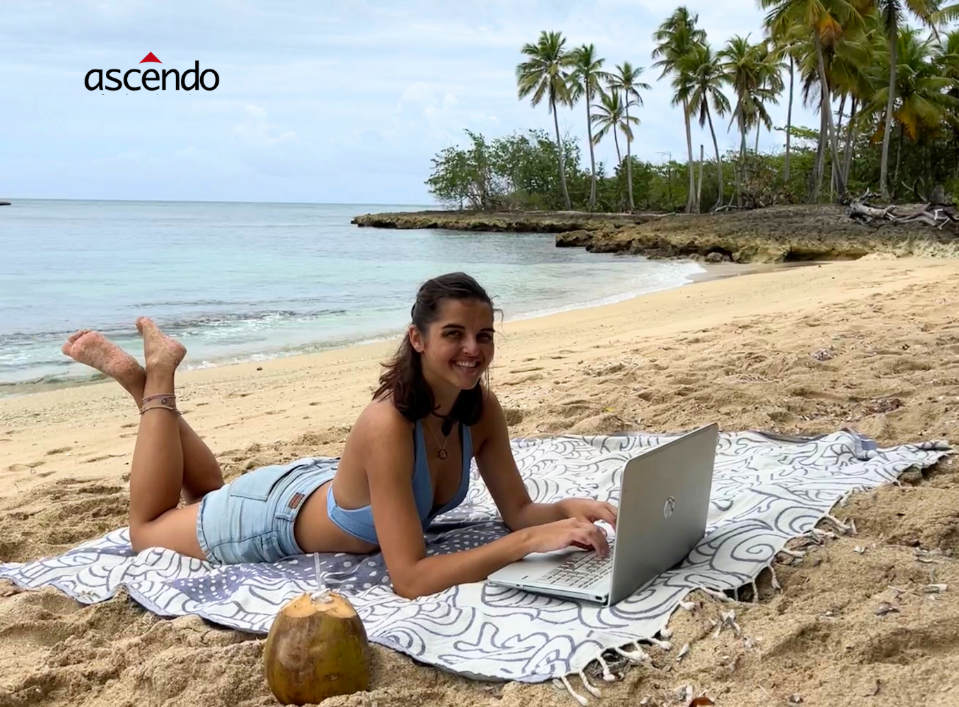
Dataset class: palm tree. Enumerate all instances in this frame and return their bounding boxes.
[935,2,959,19]
[788,10,876,199]
[752,42,786,154]
[680,43,731,209]
[939,29,959,92]
[864,26,959,190]
[652,7,707,213]
[766,22,807,184]
[720,35,766,205]
[590,90,634,166]
[517,31,574,210]
[870,0,941,200]
[937,29,959,179]
[760,0,867,202]
[826,17,883,190]
[607,62,651,211]
[569,44,609,210]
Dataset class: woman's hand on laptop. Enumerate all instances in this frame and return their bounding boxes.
[520,518,611,556]
[556,498,618,529]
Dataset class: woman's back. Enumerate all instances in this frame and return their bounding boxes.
[293,399,474,554]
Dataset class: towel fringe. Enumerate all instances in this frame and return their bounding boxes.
[596,653,617,682]
[560,675,589,706]
[698,585,735,603]
[822,513,853,534]
[749,579,759,602]
[809,527,837,541]
[614,643,650,664]
[646,637,672,651]
[578,670,602,698]
[768,562,781,591]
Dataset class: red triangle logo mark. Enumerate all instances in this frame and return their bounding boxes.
[139,52,162,64]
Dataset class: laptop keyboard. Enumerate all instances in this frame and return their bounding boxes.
[538,543,615,589]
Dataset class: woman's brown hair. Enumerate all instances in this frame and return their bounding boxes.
[373,272,497,428]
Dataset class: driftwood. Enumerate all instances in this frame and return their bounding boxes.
[848,190,958,230]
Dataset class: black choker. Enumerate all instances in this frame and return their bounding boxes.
[431,411,455,437]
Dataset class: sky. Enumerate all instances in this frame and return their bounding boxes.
[2,0,819,205]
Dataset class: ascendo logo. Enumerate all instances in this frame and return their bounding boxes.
[85,53,219,92]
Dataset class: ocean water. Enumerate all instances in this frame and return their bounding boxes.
[0,199,704,390]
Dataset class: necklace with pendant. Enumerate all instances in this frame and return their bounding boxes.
[426,418,451,459]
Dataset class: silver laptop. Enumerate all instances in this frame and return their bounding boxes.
[487,424,718,606]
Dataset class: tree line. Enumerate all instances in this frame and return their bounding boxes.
[427,3,959,212]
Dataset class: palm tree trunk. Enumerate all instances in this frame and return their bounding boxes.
[697,144,704,210]
[625,99,635,211]
[785,56,794,183]
[706,105,724,211]
[893,123,904,198]
[814,33,846,200]
[735,112,746,208]
[612,127,622,166]
[551,96,572,210]
[843,97,858,185]
[880,17,899,201]
[754,122,761,155]
[738,114,747,207]
[585,87,597,210]
[831,94,846,199]
[683,99,697,213]
[810,99,827,202]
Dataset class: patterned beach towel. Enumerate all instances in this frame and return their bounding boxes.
[0,430,949,683]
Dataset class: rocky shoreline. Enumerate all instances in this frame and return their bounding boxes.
[351,210,655,233]
[352,206,959,263]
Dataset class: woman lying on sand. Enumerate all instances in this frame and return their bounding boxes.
[61,272,616,599]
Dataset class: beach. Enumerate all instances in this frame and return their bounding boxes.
[2,256,959,706]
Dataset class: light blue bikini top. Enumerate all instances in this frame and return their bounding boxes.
[326,419,473,545]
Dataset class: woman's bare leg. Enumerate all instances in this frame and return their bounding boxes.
[62,330,223,502]
[126,317,205,556]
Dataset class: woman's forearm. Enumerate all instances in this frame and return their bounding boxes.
[507,501,567,530]
[395,529,535,599]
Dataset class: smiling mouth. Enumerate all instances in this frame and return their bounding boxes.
[453,361,480,370]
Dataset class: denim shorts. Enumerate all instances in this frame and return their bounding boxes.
[196,457,337,565]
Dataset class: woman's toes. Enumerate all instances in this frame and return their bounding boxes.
[61,329,91,357]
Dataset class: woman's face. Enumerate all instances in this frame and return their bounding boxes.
[411,298,495,392]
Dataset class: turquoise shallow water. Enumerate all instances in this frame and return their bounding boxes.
[0,199,704,388]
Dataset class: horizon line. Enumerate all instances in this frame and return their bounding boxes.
[0,196,439,208]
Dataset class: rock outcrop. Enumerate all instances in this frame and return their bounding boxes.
[353,206,959,263]
[351,210,656,233]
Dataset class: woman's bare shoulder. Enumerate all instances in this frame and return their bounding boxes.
[352,397,414,439]
[342,398,416,482]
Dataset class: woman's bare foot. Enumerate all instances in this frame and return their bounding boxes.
[61,330,146,396]
[136,317,186,371]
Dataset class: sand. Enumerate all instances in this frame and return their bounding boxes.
[2,256,959,706]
